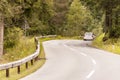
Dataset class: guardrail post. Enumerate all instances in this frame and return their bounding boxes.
[31,59,33,65]
[26,62,28,69]
[6,68,9,77]
[17,66,20,74]
[35,56,38,61]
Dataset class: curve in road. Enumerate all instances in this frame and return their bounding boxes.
[20,40,120,80]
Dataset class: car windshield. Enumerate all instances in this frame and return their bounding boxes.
[85,32,92,36]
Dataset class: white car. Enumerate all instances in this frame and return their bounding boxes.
[83,32,94,41]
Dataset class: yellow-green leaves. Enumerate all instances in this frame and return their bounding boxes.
[64,0,93,36]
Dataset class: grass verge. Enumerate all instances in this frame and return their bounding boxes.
[0,39,46,80]
[93,33,120,55]
[1,37,36,63]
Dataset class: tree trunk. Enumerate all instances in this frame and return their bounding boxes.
[0,15,4,56]
[105,8,112,33]
[104,0,113,37]
[115,12,119,26]
[103,2,113,40]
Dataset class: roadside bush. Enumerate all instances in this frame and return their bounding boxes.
[93,33,105,47]
[4,27,23,49]
[93,34,120,55]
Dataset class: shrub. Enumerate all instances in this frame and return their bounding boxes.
[93,33,105,47]
[4,27,23,48]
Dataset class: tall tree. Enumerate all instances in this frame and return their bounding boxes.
[81,0,120,38]
[0,0,13,55]
[49,0,70,34]
[64,0,93,36]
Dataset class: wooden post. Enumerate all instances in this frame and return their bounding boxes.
[26,62,28,69]
[35,56,38,61]
[17,66,20,74]
[6,69,9,77]
[31,59,33,65]
[36,45,37,50]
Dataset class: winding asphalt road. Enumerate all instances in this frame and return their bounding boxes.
[20,40,120,80]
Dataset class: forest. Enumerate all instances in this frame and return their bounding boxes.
[0,0,120,55]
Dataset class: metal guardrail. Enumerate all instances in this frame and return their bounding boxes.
[0,35,56,77]
[0,42,40,70]
[0,37,40,77]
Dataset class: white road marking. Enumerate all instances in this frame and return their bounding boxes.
[86,70,95,79]
[91,58,97,65]
[63,44,87,57]
[63,42,97,79]
[86,57,96,79]
[21,40,120,80]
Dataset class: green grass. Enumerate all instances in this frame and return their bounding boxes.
[0,40,46,80]
[92,33,105,48]
[93,33,120,55]
[56,35,82,40]
[39,35,81,42]
[1,37,36,63]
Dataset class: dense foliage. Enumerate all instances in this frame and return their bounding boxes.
[63,0,94,36]
[4,27,23,48]
[4,0,54,36]
[81,0,120,38]
[1,0,120,50]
